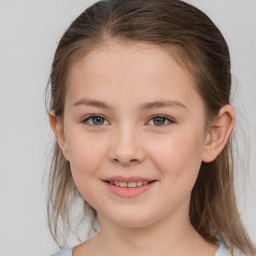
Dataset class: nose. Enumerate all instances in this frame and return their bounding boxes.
[109,125,146,166]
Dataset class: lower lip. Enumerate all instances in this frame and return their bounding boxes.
[103,181,156,198]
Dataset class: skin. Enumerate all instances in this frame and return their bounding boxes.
[50,41,235,256]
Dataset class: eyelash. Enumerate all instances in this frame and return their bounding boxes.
[82,114,175,127]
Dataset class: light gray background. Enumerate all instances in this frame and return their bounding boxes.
[0,1,255,255]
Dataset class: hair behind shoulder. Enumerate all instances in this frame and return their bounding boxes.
[46,0,255,254]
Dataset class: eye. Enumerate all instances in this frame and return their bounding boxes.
[82,115,110,126]
[147,115,175,127]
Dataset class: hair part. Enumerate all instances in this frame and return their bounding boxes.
[46,0,255,254]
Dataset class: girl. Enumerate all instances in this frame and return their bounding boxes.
[47,0,255,255]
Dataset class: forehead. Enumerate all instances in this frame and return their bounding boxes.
[67,41,195,83]
[66,41,203,111]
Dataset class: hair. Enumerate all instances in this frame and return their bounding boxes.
[46,0,255,254]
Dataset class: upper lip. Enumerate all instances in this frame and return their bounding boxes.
[103,176,156,183]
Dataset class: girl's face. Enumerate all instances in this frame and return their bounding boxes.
[60,42,209,228]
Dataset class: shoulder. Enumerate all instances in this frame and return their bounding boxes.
[50,247,74,256]
[215,243,229,256]
[215,243,246,256]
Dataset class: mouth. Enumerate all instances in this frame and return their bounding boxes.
[103,180,156,188]
[103,179,157,198]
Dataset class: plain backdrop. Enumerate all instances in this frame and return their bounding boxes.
[0,1,255,255]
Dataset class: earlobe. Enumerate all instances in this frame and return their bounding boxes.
[202,104,235,163]
[48,110,70,161]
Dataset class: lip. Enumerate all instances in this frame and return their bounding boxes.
[103,175,156,183]
[103,178,157,198]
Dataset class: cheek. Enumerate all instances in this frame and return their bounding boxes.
[146,132,205,214]
[148,131,204,186]
[65,130,108,207]
[66,129,106,179]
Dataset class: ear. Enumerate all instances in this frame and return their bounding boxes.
[48,110,70,161]
[202,104,235,163]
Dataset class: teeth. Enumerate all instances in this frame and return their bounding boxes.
[136,181,143,187]
[109,181,150,187]
[119,182,128,187]
[128,182,136,188]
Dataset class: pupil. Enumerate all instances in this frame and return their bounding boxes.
[93,116,104,125]
[153,117,165,125]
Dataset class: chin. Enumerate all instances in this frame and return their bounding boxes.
[109,210,157,228]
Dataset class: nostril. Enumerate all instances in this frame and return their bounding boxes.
[112,158,138,165]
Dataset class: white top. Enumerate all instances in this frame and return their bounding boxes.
[51,243,228,256]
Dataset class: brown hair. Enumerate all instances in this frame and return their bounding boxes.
[46,0,255,254]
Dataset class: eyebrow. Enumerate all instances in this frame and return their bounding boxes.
[73,98,187,110]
